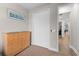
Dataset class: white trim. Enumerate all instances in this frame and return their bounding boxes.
[70,45,79,56]
[32,43,58,52]
[31,43,49,49]
[48,48,58,52]
[57,9,59,52]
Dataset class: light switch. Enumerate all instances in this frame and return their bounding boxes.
[50,29,56,32]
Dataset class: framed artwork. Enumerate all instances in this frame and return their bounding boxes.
[8,9,25,20]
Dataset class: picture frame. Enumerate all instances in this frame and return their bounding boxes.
[8,9,25,21]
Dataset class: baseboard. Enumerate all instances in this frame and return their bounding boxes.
[32,43,58,52]
[48,48,58,52]
[70,45,79,56]
[31,43,49,49]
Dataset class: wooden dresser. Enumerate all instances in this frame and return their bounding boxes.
[3,31,31,56]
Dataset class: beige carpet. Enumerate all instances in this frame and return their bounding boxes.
[17,32,76,56]
[17,45,63,56]
[16,45,75,56]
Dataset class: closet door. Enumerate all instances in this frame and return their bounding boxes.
[4,33,18,56]
[17,32,23,52]
[19,32,30,49]
[24,32,30,48]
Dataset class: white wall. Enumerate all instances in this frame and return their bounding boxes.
[0,4,29,32]
[70,4,79,53]
[0,33,3,53]
[0,3,29,54]
[49,4,58,51]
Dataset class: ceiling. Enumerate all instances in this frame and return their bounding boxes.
[20,3,47,10]
[20,3,74,13]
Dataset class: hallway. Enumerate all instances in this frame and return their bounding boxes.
[0,3,78,56]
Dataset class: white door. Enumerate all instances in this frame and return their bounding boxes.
[32,9,50,48]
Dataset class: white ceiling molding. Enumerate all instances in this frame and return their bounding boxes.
[20,3,47,10]
[58,3,73,14]
[19,3,74,14]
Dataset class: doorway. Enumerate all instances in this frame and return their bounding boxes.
[31,9,50,48]
[58,12,71,55]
